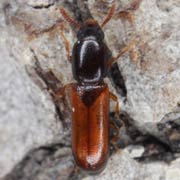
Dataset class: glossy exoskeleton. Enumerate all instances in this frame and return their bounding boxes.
[59,4,134,173]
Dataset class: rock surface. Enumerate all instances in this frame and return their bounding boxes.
[83,149,180,180]
[0,0,179,179]
[0,41,63,178]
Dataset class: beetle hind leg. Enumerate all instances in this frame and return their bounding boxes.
[110,120,119,151]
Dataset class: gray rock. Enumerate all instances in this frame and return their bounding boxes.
[0,0,179,179]
[83,148,180,180]
[27,0,55,8]
[0,38,62,178]
[16,0,55,8]
[125,145,145,158]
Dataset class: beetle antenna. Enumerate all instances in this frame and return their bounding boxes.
[101,3,115,28]
[60,8,81,29]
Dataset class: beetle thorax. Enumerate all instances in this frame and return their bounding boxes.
[72,37,108,84]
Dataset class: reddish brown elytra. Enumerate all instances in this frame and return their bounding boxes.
[58,3,134,173]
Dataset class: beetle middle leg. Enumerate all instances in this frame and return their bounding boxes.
[108,39,135,68]
[110,120,119,151]
[109,92,120,151]
[110,92,120,118]
[109,92,126,151]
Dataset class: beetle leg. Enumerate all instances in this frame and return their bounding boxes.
[110,92,124,150]
[12,15,72,63]
[110,92,120,118]
[108,39,135,68]
[115,11,134,23]
[53,85,66,102]
[58,25,72,63]
[110,120,119,151]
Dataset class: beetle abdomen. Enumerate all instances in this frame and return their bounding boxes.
[69,83,109,173]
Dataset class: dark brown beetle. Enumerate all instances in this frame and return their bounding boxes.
[57,4,134,173]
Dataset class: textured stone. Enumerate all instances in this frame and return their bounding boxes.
[165,158,180,180]
[83,151,140,180]
[0,0,179,179]
[83,148,180,180]
[0,36,62,178]
[16,0,55,8]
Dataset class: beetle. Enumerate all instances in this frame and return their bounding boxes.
[55,3,134,173]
